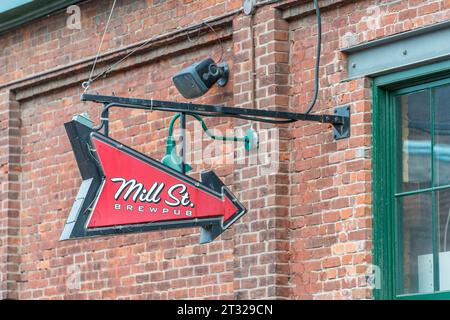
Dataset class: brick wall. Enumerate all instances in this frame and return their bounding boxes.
[1,0,450,299]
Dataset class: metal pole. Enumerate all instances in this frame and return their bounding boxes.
[180,112,186,174]
[85,94,350,140]
[82,94,346,125]
[104,105,109,137]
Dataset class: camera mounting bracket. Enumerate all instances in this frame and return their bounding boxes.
[216,62,229,87]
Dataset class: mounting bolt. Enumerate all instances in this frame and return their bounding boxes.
[403,50,408,56]
[352,63,357,69]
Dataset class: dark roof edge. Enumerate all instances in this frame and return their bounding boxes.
[0,0,84,35]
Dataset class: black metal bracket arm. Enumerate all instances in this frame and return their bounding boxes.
[81,94,351,140]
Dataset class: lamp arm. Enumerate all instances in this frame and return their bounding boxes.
[167,113,247,143]
[168,113,181,137]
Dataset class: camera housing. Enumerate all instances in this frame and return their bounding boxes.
[172,58,229,99]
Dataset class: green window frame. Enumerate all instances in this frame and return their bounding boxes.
[373,60,450,300]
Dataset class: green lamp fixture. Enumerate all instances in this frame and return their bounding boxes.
[161,135,193,173]
[162,114,258,173]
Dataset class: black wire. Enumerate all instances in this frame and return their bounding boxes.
[188,111,296,124]
[188,111,298,124]
[228,114,296,124]
[88,19,227,85]
[94,110,294,129]
[304,0,322,114]
[92,101,296,134]
[203,21,224,62]
[180,106,297,124]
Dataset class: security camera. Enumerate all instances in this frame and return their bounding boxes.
[172,58,229,99]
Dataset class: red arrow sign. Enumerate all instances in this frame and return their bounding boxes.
[61,120,246,243]
[89,136,240,229]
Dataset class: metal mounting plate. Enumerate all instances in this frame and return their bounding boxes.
[342,20,450,79]
[333,105,350,140]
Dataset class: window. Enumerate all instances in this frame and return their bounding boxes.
[374,61,450,300]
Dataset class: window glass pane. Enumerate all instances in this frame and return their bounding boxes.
[434,85,450,187]
[397,193,433,295]
[437,189,450,291]
[397,90,431,193]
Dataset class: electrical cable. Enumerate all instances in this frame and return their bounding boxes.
[93,105,293,136]
[86,14,234,87]
[186,27,202,43]
[179,111,296,124]
[83,0,117,91]
[227,114,296,124]
[202,21,224,62]
[81,0,289,91]
[186,21,224,62]
[304,0,322,114]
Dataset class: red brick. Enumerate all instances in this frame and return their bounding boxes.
[2,0,446,301]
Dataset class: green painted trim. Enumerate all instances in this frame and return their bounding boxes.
[373,59,450,300]
[389,89,397,298]
[0,0,82,35]
[394,95,404,295]
[373,81,396,299]
[430,89,440,292]
[374,59,450,88]
[397,290,450,300]
[392,77,450,95]
[372,80,381,300]
[394,184,450,197]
